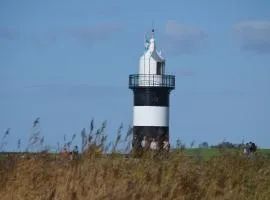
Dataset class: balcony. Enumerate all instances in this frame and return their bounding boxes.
[129,74,175,90]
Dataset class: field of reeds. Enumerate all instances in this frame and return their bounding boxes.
[1,119,270,200]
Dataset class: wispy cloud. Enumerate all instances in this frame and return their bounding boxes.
[163,20,208,55]
[67,24,122,47]
[26,31,58,51]
[234,20,270,53]
[1,84,127,99]
[0,23,122,50]
[0,28,20,41]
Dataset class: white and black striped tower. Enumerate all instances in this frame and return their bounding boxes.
[129,29,175,150]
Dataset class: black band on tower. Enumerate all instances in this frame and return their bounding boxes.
[133,88,170,106]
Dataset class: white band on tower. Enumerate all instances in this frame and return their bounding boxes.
[133,106,169,127]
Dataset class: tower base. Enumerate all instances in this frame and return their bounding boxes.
[132,126,168,150]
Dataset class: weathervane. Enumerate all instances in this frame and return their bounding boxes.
[151,20,155,38]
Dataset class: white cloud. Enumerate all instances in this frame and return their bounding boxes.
[164,21,208,54]
[234,20,270,53]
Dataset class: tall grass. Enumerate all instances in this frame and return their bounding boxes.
[0,119,270,200]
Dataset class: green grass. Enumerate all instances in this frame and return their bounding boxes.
[1,148,270,160]
[257,148,270,153]
[183,148,270,160]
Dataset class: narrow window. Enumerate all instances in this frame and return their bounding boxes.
[157,62,162,75]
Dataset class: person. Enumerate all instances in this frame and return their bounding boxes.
[132,135,142,157]
[150,138,158,150]
[73,146,79,154]
[70,145,79,160]
[249,142,257,158]
[141,136,147,150]
[243,142,257,157]
[250,142,257,153]
[163,139,170,152]
[243,147,249,155]
[149,138,157,159]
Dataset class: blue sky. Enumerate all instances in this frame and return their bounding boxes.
[1,0,270,151]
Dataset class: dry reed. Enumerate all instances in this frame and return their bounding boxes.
[1,120,270,200]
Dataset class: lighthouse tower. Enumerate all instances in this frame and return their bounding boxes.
[129,29,175,150]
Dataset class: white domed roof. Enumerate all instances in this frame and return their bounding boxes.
[140,33,165,62]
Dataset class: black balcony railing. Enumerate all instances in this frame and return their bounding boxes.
[129,74,175,90]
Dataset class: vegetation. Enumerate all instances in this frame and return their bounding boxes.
[1,118,270,200]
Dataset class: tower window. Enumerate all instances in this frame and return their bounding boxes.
[157,62,162,75]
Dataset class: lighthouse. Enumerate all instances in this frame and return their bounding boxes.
[129,29,175,151]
